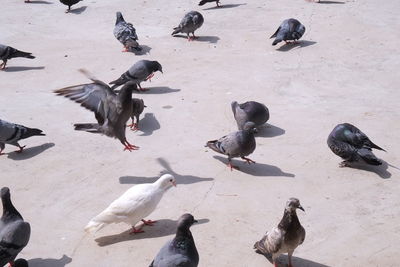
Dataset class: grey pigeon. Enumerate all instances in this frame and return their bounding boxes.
[114,12,141,52]
[254,198,305,267]
[0,119,45,155]
[54,69,139,151]
[172,11,204,41]
[270,18,305,46]
[59,0,82,13]
[128,98,146,131]
[231,101,269,130]
[199,0,220,7]
[110,60,163,91]
[0,187,31,267]
[206,121,257,170]
[327,123,386,167]
[150,214,199,267]
[0,44,35,70]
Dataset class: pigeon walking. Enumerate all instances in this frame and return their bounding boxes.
[231,101,269,130]
[54,69,139,151]
[0,119,45,155]
[199,0,220,7]
[114,12,141,52]
[0,44,35,70]
[85,174,176,234]
[327,123,386,167]
[206,122,257,170]
[254,198,305,267]
[172,11,204,41]
[0,187,31,267]
[150,214,199,267]
[128,98,146,131]
[110,60,163,91]
[59,0,82,13]
[270,18,305,46]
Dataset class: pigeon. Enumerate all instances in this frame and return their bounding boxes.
[254,198,305,267]
[231,101,270,130]
[0,119,45,155]
[85,174,176,234]
[0,44,35,70]
[172,11,204,41]
[270,18,305,46]
[206,121,257,170]
[150,214,199,267]
[0,187,31,267]
[59,0,82,13]
[110,60,163,91]
[13,259,29,267]
[54,69,139,151]
[199,0,220,7]
[127,98,146,131]
[327,123,386,167]
[114,12,141,52]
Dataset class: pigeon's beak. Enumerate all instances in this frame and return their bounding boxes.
[298,205,305,212]
[193,219,198,223]
[172,180,177,187]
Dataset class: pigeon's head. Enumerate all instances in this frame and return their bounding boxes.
[14,259,29,267]
[243,121,258,133]
[285,198,305,213]
[294,24,306,39]
[177,213,198,229]
[0,187,10,199]
[151,61,163,74]
[157,174,177,190]
[116,12,124,24]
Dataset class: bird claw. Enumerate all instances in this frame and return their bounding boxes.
[227,163,239,171]
[123,141,139,151]
[15,146,26,153]
[339,161,350,168]
[242,157,256,164]
[142,219,156,226]
[127,123,139,131]
[144,73,154,81]
[129,227,144,234]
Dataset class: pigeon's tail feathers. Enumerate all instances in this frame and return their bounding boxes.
[206,140,224,154]
[74,123,101,133]
[198,0,207,5]
[84,220,106,234]
[253,237,269,255]
[358,148,382,165]
[149,261,154,267]
[21,127,45,139]
[272,38,282,46]
[14,50,35,59]
[172,27,181,35]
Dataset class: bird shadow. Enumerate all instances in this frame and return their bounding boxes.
[28,255,72,267]
[257,124,285,138]
[7,143,55,160]
[95,218,209,246]
[258,252,331,267]
[119,157,214,185]
[276,40,317,52]
[213,156,295,177]
[26,0,53,4]
[346,160,392,179]
[136,86,181,94]
[317,1,345,4]
[138,113,160,136]
[173,35,220,44]
[203,3,247,10]
[132,45,152,55]
[4,66,45,72]
[69,6,87,14]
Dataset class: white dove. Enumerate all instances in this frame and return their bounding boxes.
[85,174,176,234]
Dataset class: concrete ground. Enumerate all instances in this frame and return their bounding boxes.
[1,0,400,266]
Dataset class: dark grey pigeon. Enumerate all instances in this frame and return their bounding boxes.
[231,101,269,130]
[0,119,45,155]
[59,0,82,13]
[199,0,220,7]
[206,122,257,170]
[327,123,386,167]
[254,198,305,267]
[110,60,163,91]
[172,11,204,41]
[0,44,35,70]
[0,187,31,267]
[150,214,199,267]
[54,69,139,151]
[270,18,305,46]
[128,98,146,131]
[114,12,141,52]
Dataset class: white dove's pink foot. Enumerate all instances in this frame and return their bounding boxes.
[129,226,144,234]
[142,219,157,226]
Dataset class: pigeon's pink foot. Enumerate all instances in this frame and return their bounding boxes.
[227,162,239,171]
[122,47,129,52]
[0,63,5,70]
[129,226,144,234]
[242,157,255,164]
[144,73,154,81]
[142,219,157,226]
[123,141,139,152]
[15,145,26,153]
[127,122,139,131]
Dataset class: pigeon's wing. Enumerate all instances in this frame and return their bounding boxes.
[207,132,241,157]
[265,227,284,254]
[298,225,306,245]
[130,63,150,80]
[287,19,300,34]
[0,120,22,143]
[0,221,30,260]
[152,241,193,267]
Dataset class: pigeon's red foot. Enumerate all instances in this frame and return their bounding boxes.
[227,162,239,171]
[129,226,144,234]
[123,141,139,152]
[242,157,255,164]
[122,47,129,52]
[15,145,26,153]
[142,219,157,226]
[0,63,5,70]
[127,122,139,131]
[144,73,154,82]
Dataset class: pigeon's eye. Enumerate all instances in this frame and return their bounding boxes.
[169,179,173,182]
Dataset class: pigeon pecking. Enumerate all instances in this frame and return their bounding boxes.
[172,11,204,41]
[199,0,220,7]
[0,119,45,154]
[0,187,31,267]
[231,101,269,130]
[54,69,139,151]
[150,213,199,267]
[128,98,146,131]
[59,0,82,13]
[110,60,163,91]
[206,121,257,170]
[327,123,386,167]
[254,198,305,267]
[0,44,35,70]
[270,18,305,46]
[85,174,176,234]
[114,12,141,52]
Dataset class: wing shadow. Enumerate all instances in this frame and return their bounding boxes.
[257,251,331,267]
[28,255,72,267]
[172,35,220,44]
[257,124,285,138]
[345,160,392,179]
[137,113,160,136]
[203,3,247,10]
[7,143,55,160]
[69,6,87,14]
[25,0,53,4]
[276,40,317,52]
